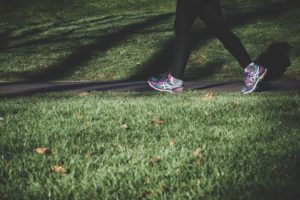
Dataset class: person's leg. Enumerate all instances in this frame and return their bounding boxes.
[171,0,201,79]
[148,0,204,93]
[200,0,267,94]
[199,0,252,68]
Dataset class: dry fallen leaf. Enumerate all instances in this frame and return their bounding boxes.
[85,151,96,158]
[159,184,168,193]
[149,157,161,165]
[234,101,241,109]
[141,190,155,197]
[195,158,201,166]
[151,118,166,125]
[204,111,209,116]
[176,167,181,174]
[51,165,67,173]
[193,148,202,158]
[78,92,89,97]
[146,111,153,116]
[193,148,202,167]
[202,92,214,100]
[169,139,176,146]
[196,179,201,187]
[121,123,129,130]
[34,147,51,155]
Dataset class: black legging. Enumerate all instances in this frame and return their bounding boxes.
[171,0,252,79]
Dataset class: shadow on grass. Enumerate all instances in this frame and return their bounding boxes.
[256,42,291,81]
[0,31,9,49]
[128,0,299,81]
[20,13,173,81]
[243,77,300,200]
[255,148,300,200]
[220,146,300,200]
[256,42,292,91]
[4,15,129,51]
[183,61,224,81]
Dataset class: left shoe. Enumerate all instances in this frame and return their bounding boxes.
[241,63,268,94]
[148,73,184,94]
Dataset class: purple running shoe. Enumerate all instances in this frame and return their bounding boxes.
[241,63,267,94]
[148,74,184,93]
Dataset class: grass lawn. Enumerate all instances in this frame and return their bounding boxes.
[1,0,300,199]
[1,91,300,199]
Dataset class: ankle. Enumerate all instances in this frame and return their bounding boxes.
[169,74,183,85]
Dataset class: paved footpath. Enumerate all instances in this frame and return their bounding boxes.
[0,81,299,97]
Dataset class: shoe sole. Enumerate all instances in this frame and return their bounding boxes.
[242,69,268,94]
[148,80,184,94]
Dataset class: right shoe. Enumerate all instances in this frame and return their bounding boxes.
[148,73,184,94]
[241,63,268,94]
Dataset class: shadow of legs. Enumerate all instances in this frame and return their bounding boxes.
[184,61,224,81]
[256,42,291,81]
[256,42,292,92]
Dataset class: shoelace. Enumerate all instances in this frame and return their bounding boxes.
[157,73,171,84]
[244,70,259,86]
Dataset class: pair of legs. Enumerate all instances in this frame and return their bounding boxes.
[148,0,267,94]
[171,0,252,79]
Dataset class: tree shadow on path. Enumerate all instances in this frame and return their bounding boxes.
[23,13,173,81]
[4,15,126,51]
